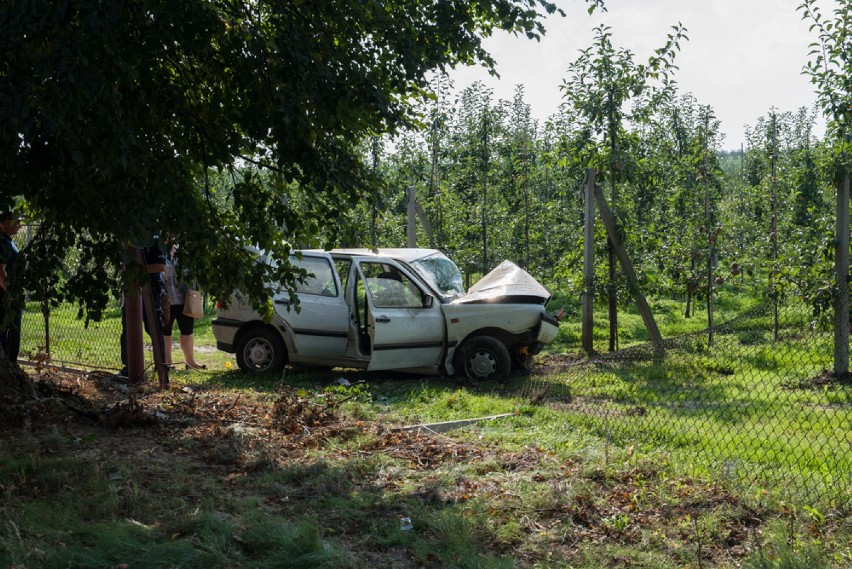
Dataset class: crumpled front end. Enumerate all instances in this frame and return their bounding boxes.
[456,261,551,305]
[441,261,562,375]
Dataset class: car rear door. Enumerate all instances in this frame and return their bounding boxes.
[352,257,445,371]
[273,253,349,359]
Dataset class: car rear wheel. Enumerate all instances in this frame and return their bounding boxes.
[454,335,511,382]
[235,327,286,374]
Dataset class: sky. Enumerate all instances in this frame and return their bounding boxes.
[448,0,833,150]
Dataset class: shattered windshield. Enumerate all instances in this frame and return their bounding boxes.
[410,254,465,302]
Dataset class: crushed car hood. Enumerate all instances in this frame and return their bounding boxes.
[454,261,551,305]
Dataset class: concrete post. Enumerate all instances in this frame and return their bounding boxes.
[582,169,595,354]
[406,185,416,248]
[834,173,850,376]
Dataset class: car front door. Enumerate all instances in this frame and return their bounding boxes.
[353,258,445,371]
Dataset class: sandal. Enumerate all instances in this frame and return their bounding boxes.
[185,363,208,370]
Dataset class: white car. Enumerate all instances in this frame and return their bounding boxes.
[212,248,560,381]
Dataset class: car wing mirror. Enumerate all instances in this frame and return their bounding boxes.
[422,293,434,308]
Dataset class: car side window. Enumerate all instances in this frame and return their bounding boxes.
[292,256,338,297]
[361,262,425,308]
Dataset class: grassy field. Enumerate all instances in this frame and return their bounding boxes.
[2,288,850,567]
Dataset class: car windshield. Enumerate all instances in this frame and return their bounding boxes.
[410,254,465,302]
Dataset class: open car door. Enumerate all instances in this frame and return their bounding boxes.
[352,258,445,371]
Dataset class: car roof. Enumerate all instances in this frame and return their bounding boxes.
[302,248,447,264]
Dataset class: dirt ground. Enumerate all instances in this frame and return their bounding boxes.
[3,362,842,567]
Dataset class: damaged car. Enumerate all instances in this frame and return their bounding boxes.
[212,248,561,382]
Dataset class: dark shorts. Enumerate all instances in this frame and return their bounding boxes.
[163,304,195,336]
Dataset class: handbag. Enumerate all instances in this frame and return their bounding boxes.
[183,289,204,319]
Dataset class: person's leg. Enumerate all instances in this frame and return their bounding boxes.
[177,311,204,368]
[164,335,173,365]
[162,305,178,366]
[6,307,22,362]
[179,333,203,368]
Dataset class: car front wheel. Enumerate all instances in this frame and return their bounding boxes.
[454,335,511,383]
[235,327,287,374]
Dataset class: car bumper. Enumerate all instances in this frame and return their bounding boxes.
[212,317,242,353]
[537,313,560,344]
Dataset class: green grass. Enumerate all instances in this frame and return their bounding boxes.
[2,373,849,568]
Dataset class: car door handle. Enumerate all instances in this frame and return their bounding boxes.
[375,316,390,323]
[274,299,290,305]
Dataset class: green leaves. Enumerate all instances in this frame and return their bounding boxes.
[798,0,852,164]
[0,0,582,319]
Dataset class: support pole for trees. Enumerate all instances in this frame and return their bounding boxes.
[414,201,434,246]
[594,185,664,349]
[140,279,169,390]
[406,185,434,247]
[770,113,780,341]
[703,115,714,347]
[607,90,619,353]
[834,173,850,377]
[481,111,489,276]
[41,297,50,356]
[582,169,596,354]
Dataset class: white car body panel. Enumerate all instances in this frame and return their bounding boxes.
[273,290,349,359]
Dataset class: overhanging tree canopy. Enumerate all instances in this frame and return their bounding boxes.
[0,0,603,327]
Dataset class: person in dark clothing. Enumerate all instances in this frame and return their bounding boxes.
[0,210,23,363]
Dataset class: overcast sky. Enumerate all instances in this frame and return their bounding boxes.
[448,0,833,150]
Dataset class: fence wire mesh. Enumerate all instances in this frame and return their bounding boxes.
[523,299,850,514]
[9,218,851,515]
[20,298,125,373]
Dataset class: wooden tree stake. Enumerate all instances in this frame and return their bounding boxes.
[593,184,664,349]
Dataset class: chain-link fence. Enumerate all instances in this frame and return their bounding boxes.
[8,224,851,515]
[523,299,850,515]
[8,224,126,373]
[16,291,851,514]
[19,298,125,373]
[11,225,196,374]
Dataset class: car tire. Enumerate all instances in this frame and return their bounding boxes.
[235,327,287,374]
[454,335,511,383]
